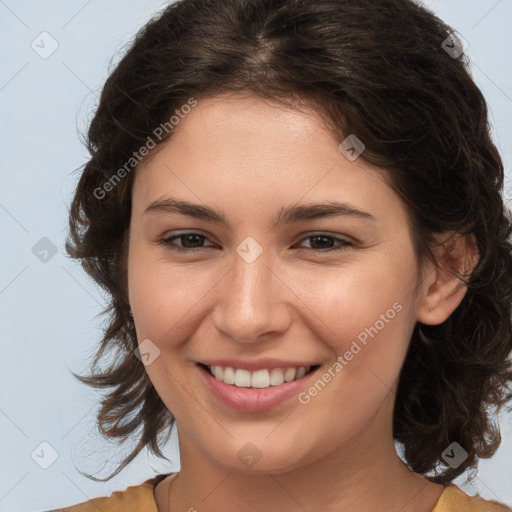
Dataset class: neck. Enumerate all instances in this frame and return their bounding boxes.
[158,398,444,512]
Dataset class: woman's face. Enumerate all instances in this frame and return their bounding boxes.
[127,92,428,474]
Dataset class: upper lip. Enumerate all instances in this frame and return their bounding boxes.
[197,358,321,372]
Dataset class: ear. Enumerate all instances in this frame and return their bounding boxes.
[417,232,479,325]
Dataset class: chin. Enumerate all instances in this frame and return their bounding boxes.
[208,438,315,476]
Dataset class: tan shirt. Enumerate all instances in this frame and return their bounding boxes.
[49,475,512,512]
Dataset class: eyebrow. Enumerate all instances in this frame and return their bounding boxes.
[143,197,376,226]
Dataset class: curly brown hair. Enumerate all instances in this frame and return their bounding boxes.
[66,0,512,483]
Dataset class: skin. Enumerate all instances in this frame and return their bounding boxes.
[127,92,475,512]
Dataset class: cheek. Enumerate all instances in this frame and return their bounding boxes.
[127,255,210,410]
[129,260,213,344]
[301,248,418,379]
[128,231,218,345]
[293,269,415,432]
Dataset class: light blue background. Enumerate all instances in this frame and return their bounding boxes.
[1,1,511,511]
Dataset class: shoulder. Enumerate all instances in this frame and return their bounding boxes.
[46,477,161,512]
[433,485,512,512]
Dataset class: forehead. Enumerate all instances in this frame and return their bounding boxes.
[150,92,342,173]
[132,93,404,226]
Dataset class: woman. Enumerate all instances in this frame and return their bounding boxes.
[53,0,512,510]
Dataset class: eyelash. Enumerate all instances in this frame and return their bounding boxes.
[157,231,353,254]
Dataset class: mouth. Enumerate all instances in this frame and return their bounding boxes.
[197,363,321,388]
[196,362,322,412]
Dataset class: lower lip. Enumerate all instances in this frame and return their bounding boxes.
[197,364,319,412]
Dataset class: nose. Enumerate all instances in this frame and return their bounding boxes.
[211,248,291,344]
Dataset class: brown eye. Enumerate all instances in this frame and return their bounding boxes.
[297,234,353,253]
[158,231,215,251]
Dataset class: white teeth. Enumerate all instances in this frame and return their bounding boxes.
[223,366,235,384]
[269,368,285,386]
[251,369,270,388]
[208,365,312,388]
[283,368,297,382]
[234,369,251,387]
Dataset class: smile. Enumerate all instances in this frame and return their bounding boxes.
[205,364,318,388]
[197,363,322,412]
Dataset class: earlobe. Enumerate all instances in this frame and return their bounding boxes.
[417,279,468,325]
[416,233,478,326]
